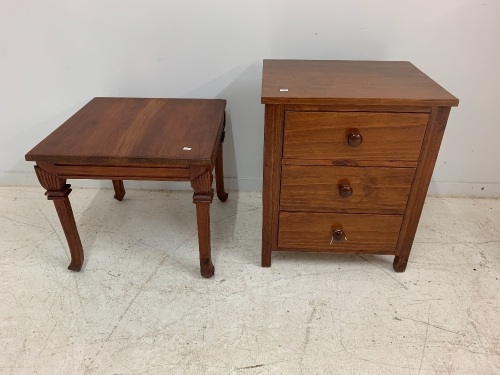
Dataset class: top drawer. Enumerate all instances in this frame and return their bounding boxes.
[283,112,428,162]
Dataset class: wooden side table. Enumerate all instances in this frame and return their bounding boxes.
[261,60,459,271]
[25,97,228,278]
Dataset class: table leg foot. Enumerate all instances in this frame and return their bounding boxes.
[262,251,271,267]
[393,256,408,272]
[217,190,229,203]
[112,180,126,201]
[200,260,215,278]
[68,261,83,271]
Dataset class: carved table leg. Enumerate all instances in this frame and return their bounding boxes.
[190,166,215,278]
[35,166,84,271]
[215,130,228,202]
[112,180,126,201]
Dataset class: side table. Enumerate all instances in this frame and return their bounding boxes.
[25,97,228,278]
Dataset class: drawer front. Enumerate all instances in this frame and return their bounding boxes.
[280,165,414,214]
[278,212,402,253]
[283,112,428,162]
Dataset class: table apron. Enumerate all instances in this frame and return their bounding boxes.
[55,165,191,181]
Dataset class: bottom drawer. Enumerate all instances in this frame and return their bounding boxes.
[278,212,402,254]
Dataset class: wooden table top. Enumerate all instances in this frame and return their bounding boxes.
[26,98,226,166]
[261,60,459,107]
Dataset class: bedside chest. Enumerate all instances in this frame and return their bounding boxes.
[260,60,459,272]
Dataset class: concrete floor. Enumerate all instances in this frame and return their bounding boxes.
[0,187,499,375]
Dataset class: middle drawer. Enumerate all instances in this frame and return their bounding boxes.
[280,165,415,214]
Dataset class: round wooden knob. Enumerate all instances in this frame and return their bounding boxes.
[347,132,363,147]
[331,229,347,242]
[338,184,353,198]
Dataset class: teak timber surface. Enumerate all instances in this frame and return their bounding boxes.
[278,212,403,253]
[25,98,226,166]
[262,60,459,106]
[280,165,415,214]
[283,112,428,162]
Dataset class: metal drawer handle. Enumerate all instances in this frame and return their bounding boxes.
[347,132,363,147]
[330,229,347,244]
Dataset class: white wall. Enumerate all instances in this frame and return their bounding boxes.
[1,0,499,196]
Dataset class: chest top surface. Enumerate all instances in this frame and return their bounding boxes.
[26,97,226,165]
[261,60,458,107]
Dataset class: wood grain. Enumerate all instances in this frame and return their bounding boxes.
[54,198,84,271]
[393,107,451,272]
[281,158,418,168]
[190,165,215,278]
[26,98,226,166]
[278,212,402,253]
[261,104,285,267]
[283,105,432,113]
[262,60,459,107]
[280,165,415,214]
[57,165,190,180]
[283,112,428,162]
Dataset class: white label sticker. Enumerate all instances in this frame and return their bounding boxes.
[280,88,289,92]
[183,147,192,151]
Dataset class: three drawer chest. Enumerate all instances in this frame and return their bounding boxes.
[261,60,459,272]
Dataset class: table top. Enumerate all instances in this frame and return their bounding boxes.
[26,98,226,166]
[261,60,459,106]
